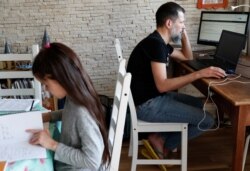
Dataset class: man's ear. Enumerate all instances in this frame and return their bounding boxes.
[165,19,172,29]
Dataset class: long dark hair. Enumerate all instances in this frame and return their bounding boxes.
[32,42,110,164]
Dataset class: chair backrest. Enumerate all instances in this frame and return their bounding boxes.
[0,44,42,103]
[108,59,131,170]
[115,38,123,62]
[115,38,138,127]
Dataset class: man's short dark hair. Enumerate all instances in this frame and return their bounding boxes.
[156,2,185,27]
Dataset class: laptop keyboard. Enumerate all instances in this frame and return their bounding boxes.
[197,58,218,67]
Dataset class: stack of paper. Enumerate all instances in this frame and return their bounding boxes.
[0,99,39,112]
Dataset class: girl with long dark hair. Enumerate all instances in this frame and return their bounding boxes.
[27,42,110,171]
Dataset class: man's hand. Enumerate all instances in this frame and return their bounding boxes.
[197,66,227,79]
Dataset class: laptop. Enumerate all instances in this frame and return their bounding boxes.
[185,30,247,74]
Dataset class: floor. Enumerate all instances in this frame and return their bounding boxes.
[119,126,250,171]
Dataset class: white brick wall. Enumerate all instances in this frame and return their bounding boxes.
[0,0,235,97]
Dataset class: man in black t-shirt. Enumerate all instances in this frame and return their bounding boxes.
[127,2,226,159]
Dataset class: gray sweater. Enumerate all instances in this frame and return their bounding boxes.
[50,98,104,171]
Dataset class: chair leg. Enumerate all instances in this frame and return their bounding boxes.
[131,131,138,171]
[242,135,250,171]
[181,125,188,171]
[128,128,133,157]
[129,124,188,171]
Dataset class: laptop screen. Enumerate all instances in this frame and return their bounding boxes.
[215,30,246,65]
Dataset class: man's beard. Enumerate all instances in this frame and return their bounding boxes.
[171,34,181,43]
[171,28,182,43]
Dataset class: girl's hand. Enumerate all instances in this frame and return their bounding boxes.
[26,129,58,151]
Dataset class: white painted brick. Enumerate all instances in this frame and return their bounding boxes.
[0,0,234,97]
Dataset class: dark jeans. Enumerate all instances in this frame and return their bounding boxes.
[136,92,215,150]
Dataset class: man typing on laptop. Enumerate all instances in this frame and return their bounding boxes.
[127,2,226,160]
[186,30,247,75]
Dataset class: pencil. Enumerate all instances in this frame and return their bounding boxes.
[30,100,34,111]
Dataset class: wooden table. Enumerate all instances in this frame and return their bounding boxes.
[173,58,250,171]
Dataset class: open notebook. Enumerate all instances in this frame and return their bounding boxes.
[0,99,39,112]
[0,111,46,162]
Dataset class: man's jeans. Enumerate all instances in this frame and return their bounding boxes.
[136,91,215,150]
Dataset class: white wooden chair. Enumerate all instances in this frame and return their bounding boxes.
[0,44,42,103]
[107,59,132,171]
[128,92,188,171]
[242,134,250,171]
[115,38,188,171]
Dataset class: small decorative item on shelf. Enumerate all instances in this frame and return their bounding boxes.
[42,28,50,48]
[4,40,11,54]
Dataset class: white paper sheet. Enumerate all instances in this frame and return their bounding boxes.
[0,99,39,112]
[0,111,46,162]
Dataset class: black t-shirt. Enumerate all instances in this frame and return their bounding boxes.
[127,30,174,106]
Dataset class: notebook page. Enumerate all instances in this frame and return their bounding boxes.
[0,111,46,162]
